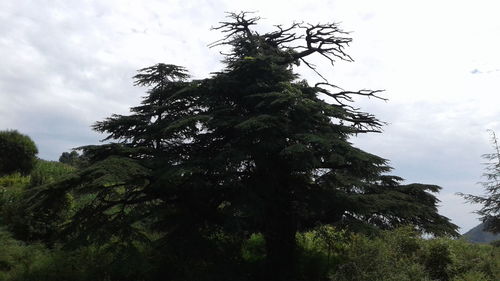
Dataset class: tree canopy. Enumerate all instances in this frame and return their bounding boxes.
[461,131,500,233]
[0,130,38,176]
[30,12,458,281]
[59,150,89,168]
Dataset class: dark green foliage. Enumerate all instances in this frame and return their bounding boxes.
[0,229,49,280]
[460,131,500,233]
[449,238,500,280]
[58,151,88,168]
[0,229,154,281]
[58,151,78,166]
[0,130,38,176]
[27,13,458,280]
[422,240,453,281]
[0,173,29,226]
[0,226,498,281]
[1,161,75,243]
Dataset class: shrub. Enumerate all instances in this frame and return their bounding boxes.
[29,159,75,187]
[421,239,453,281]
[0,130,38,176]
[451,271,491,281]
[1,160,75,243]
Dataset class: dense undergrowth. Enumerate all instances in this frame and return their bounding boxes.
[0,225,498,281]
[1,163,499,281]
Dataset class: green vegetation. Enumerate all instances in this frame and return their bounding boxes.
[0,225,498,281]
[1,160,75,243]
[58,151,88,169]
[29,159,75,187]
[0,130,38,176]
[0,13,496,281]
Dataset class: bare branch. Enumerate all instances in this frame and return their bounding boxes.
[299,58,328,83]
[315,83,387,106]
[263,22,303,46]
[289,22,353,64]
[208,11,260,48]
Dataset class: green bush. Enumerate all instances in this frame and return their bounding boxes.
[0,173,30,189]
[294,226,351,280]
[0,229,49,281]
[328,233,430,281]
[0,130,38,176]
[29,159,75,187]
[0,174,29,226]
[0,223,498,281]
[241,233,266,263]
[421,239,453,281]
[1,161,75,243]
[447,239,500,280]
[0,230,154,281]
[298,227,499,281]
[451,271,491,281]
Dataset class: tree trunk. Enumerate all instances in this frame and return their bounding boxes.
[263,196,297,281]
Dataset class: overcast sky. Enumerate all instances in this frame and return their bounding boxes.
[2,0,499,233]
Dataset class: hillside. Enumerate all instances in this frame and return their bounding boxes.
[462,222,500,243]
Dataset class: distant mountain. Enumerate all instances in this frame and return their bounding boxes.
[462,223,500,243]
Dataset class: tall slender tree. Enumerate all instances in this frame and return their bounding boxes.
[31,12,457,281]
[461,131,500,233]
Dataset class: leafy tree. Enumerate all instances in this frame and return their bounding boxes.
[0,130,38,176]
[59,150,89,168]
[59,151,79,166]
[461,131,500,233]
[31,12,457,280]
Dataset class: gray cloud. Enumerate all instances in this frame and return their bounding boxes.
[1,0,499,232]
